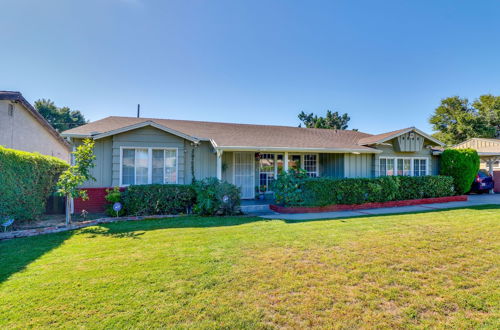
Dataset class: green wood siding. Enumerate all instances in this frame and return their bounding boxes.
[111,126,186,186]
[319,153,344,178]
[184,141,217,183]
[344,153,373,178]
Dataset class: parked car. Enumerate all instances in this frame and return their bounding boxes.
[470,169,495,193]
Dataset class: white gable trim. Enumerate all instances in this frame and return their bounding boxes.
[91,121,202,142]
[361,127,445,147]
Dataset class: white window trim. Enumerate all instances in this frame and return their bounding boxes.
[302,154,319,177]
[258,153,277,193]
[378,156,429,177]
[119,147,179,186]
[288,153,319,177]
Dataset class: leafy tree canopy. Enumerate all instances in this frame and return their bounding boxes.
[298,110,351,130]
[429,95,498,145]
[35,99,87,132]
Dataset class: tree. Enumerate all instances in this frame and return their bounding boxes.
[473,94,500,137]
[440,148,479,195]
[57,139,96,225]
[35,99,87,132]
[298,110,350,129]
[429,96,495,145]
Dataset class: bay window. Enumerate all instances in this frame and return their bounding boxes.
[121,147,178,186]
[379,157,428,177]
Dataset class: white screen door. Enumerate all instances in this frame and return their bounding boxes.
[234,152,255,199]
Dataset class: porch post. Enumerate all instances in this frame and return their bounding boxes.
[284,152,289,173]
[216,149,223,180]
[487,157,496,194]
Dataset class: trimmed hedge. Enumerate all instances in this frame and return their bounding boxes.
[107,178,241,217]
[275,174,455,207]
[193,177,241,216]
[0,146,69,221]
[440,149,480,195]
[122,184,196,216]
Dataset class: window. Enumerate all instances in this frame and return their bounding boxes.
[121,148,177,185]
[288,155,301,171]
[379,157,428,177]
[259,153,275,192]
[397,158,411,176]
[303,154,318,177]
[413,158,427,177]
[8,104,14,116]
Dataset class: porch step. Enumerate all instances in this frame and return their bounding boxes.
[241,204,272,214]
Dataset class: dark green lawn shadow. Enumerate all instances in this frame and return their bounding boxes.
[0,230,73,284]
[75,215,269,238]
[280,204,500,224]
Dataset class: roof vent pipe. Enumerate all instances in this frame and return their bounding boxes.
[137,104,140,118]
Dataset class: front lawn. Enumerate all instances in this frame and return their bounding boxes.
[1,206,499,328]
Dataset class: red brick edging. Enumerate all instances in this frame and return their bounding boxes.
[270,195,468,214]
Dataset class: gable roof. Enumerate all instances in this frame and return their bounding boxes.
[0,91,70,150]
[62,116,442,153]
[453,138,500,156]
[358,126,445,146]
[62,116,380,153]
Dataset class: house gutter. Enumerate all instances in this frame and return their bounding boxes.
[213,146,382,154]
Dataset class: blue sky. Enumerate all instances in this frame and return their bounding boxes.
[2,0,499,133]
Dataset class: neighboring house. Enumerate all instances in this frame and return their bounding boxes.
[0,91,70,161]
[453,138,500,192]
[61,116,444,211]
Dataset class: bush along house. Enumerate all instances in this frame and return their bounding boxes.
[61,116,445,212]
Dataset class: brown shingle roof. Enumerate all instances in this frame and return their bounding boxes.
[63,116,379,152]
[357,127,414,145]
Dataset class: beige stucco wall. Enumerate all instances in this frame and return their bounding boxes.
[0,100,70,161]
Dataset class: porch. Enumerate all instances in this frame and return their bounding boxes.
[215,151,373,199]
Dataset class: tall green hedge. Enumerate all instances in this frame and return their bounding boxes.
[0,146,69,221]
[274,174,455,207]
[440,149,480,195]
[122,184,197,216]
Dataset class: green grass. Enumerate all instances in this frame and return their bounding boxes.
[1,206,499,328]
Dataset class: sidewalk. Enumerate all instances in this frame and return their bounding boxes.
[260,194,500,221]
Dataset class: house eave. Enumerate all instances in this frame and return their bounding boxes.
[215,146,382,154]
[360,127,445,147]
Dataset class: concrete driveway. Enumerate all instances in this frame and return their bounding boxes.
[260,194,500,221]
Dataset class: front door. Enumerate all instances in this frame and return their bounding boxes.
[233,152,255,199]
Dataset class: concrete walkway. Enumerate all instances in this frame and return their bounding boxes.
[260,194,500,221]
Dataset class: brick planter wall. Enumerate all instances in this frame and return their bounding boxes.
[270,195,468,214]
[74,188,121,213]
[494,171,500,193]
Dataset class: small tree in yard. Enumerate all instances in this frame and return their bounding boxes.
[440,148,479,195]
[57,139,96,225]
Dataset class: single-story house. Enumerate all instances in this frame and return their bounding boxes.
[0,91,70,161]
[61,116,444,211]
[453,138,500,192]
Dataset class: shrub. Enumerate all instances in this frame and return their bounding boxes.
[0,146,69,221]
[104,187,126,216]
[193,178,241,216]
[122,184,196,216]
[440,148,480,195]
[272,170,308,206]
[274,174,455,207]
